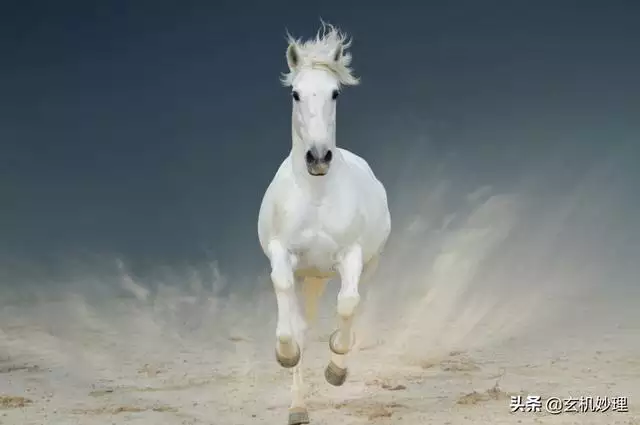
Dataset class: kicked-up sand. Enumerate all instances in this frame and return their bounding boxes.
[1,190,638,425]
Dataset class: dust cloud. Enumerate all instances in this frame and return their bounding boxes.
[1,145,638,425]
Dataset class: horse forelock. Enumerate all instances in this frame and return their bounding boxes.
[281,21,359,87]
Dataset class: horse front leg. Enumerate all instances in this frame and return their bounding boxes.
[325,244,363,387]
[269,240,301,368]
[269,241,310,424]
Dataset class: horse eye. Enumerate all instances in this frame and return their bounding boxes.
[331,90,340,100]
[292,91,300,101]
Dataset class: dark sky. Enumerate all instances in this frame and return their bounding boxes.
[1,1,639,283]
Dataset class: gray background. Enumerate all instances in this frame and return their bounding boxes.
[1,0,638,288]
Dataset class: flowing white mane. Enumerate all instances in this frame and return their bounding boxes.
[281,22,360,87]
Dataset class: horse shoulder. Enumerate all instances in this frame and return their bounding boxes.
[258,156,295,252]
[338,148,378,181]
[339,149,388,208]
[336,149,391,259]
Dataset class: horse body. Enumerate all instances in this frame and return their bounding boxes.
[259,147,389,276]
[257,22,391,425]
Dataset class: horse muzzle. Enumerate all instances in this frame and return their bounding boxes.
[305,146,333,176]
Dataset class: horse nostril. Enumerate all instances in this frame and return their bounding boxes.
[323,150,333,163]
[305,150,315,164]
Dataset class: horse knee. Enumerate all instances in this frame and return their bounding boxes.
[268,240,297,292]
[271,269,293,293]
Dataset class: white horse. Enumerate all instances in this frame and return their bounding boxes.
[257,23,391,425]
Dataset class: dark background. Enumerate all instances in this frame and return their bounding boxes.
[1,0,638,286]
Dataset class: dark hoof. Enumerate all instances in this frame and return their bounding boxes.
[288,407,310,425]
[324,360,348,387]
[275,344,300,368]
[328,329,355,355]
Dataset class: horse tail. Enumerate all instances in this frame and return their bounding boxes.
[302,278,327,325]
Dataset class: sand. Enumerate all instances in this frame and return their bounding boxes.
[1,192,638,425]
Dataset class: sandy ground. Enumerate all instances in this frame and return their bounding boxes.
[1,286,638,425]
[1,193,639,425]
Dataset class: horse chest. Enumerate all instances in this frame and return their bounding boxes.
[282,197,356,267]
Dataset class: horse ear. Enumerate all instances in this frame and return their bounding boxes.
[332,44,343,63]
[286,43,300,71]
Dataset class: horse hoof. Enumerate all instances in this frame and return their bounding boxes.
[275,344,300,368]
[324,360,348,387]
[328,329,355,355]
[288,407,310,425]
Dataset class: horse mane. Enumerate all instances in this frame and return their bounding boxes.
[281,22,360,87]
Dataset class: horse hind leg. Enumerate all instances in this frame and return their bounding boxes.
[301,276,327,325]
[288,290,310,425]
[288,345,310,424]
[280,276,328,424]
[288,367,310,425]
